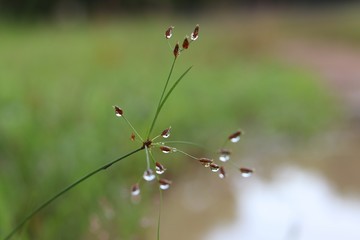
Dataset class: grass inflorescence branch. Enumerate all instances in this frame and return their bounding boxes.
[4,23,254,240]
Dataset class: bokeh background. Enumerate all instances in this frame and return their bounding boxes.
[1,0,360,239]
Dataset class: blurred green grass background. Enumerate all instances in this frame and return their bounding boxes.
[0,13,345,239]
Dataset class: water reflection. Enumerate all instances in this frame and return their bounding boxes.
[205,166,360,240]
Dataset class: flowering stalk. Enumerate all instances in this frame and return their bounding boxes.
[4,23,253,240]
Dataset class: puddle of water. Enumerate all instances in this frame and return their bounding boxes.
[204,166,360,240]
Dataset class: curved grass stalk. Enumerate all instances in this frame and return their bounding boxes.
[147,65,193,140]
[158,66,193,114]
[3,147,143,240]
[147,58,177,138]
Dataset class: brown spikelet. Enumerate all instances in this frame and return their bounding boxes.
[182,37,189,49]
[173,43,180,58]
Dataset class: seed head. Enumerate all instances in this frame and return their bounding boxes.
[219,166,226,179]
[160,146,172,153]
[239,167,254,178]
[198,158,213,167]
[210,163,220,172]
[165,26,174,39]
[159,178,172,190]
[155,162,166,174]
[131,183,140,196]
[182,36,190,49]
[173,43,180,58]
[113,105,123,117]
[143,169,156,181]
[228,130,242,143]
[219,149,231,162]
[161,127,171,138]
[191,24,199,41]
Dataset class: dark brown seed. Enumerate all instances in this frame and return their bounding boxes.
[239,167,253,173]
[160,146,172,153]
[182,37,189,49]
[219,149,231,155]
[239,167,254,178]
[228,131,241,140]
[173,43,180,58]
[159,178,172,190]
[198,158,213,167]
[161,127,171,138]
[155,162,166,174]
[114,105,123,117]
[159,178,172,185]
[191,24,199,40]
[219,166,226,179]
[165,26,174,39]
[210,163,220,172]
[131,183,140,196]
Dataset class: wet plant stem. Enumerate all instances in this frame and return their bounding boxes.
[3,147,143,240]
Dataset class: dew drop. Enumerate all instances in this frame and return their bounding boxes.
[219,149,231,162]
[219,166,226,179]
[210,163,220,172]
[160,146,172,154]
[161,127,171,139]
[239,168,254,178]
[165,26,174,39]
[143,169,155,181]
[228,130,242,143]
[113,106,123,117]
[131,183,140,196]
[155,162,166,175]
[198,158,213,168]
[159,179,172,190]
[190,24,199,41]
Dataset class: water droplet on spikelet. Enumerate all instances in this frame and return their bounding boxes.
[155,162,166,174]
[239,168,254,178]
[228,130,242,143]
[210,163,220,172]
[143,169,155,181]
[159,179,172,190]
[219,166,226,179]
[219,149,231,162]
[160,146,172,154]
[131,184,140,196]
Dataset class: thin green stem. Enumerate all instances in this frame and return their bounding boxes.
[147,58,177,139]
[3,147,143,240]
[123,115,144,142]
[147,65,192,141]
[158,66,193,113]
[175,149,199,160]
[162,140,207,149]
